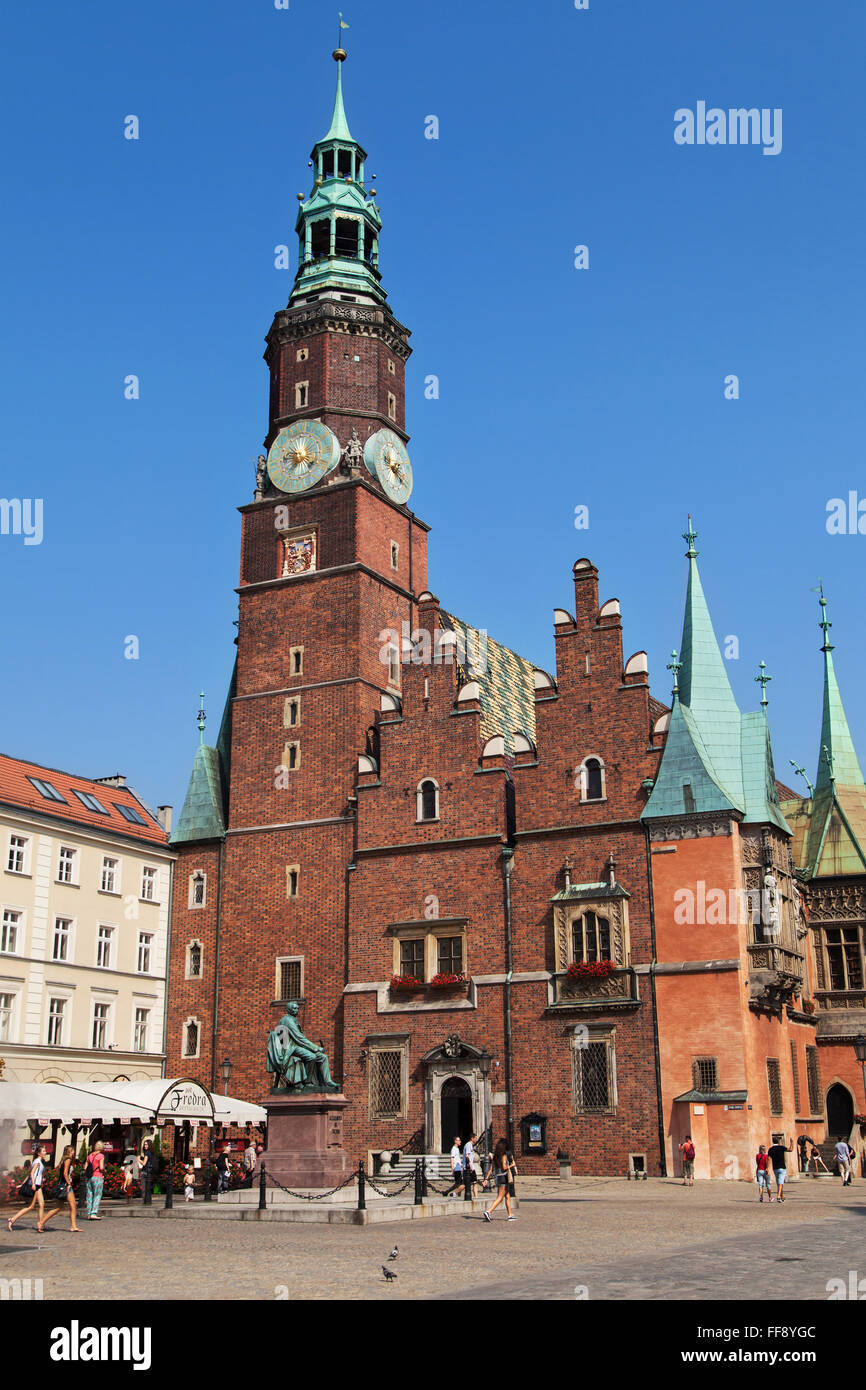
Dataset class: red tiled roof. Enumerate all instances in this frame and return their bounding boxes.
[0,753,168,847]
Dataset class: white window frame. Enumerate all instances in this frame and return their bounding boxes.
[91,999,112,1050]
[7,835,29,875]
[46,994,69,1047]
[96,923,114,970]
[286,865,300,900]
[52,915,74,963]
[183,1016,201,1059]
[390,541,399,570]
[416,778,440,823]
[133,1006,149,1053]
[185,939,203,980]
[576,754,607,803]
[0,988,19,1043]
[388,642,401,688]
[137,931,153,975]
[290,645,304,676]
[140,865,158,901]
[0,907,23,955]
[57,846,78,885]
[189,872,207,909]
[100,856,120,894]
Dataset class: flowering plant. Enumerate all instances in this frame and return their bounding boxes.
[801,998,816,1015]
[567,959,616,981]
[854,1114,866,1126]
[390,974,424,990]
[430,973,466,988]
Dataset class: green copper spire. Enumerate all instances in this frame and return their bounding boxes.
[814,589,864,792]
[197,691,206,745]
[289,41,385,306]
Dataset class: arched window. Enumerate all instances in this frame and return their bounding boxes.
[572,912,611,963]
[578,756,606,802]
[416,779,439,822]
[189,872,206,908]
[186,941,202,979]
[183,1018,200,1058]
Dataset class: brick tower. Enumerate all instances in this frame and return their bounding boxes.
[167,45,428,1099]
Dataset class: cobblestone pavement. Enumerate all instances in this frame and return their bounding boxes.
[2,1179,863,1301]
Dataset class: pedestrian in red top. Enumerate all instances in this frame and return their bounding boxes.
[755,1144,774,1203]
[85,1140,106,1220]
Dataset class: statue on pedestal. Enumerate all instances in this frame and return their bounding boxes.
[341,428,364,474]
[266,1001,340,1093]
[254,454,267,500]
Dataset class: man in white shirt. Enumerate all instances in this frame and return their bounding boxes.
[462,1134,479,1199]
[835,1137,853,1186]
[449,1137,463,1197]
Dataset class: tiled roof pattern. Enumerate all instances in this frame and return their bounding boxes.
[439,611,537,754]
[0,752,167,846]
[782,785,866,879]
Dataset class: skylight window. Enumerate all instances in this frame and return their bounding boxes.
[73,789,109,815]
[27,777,67,804]
[115,803,147,826]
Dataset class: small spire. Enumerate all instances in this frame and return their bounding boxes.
[789,760,815,798]
[667,648,682,697]
[607,849,616,886]
[563,855,572,890]
[755,660,771,708]
[197,691,206,745]
[682,514,698,559]
[324,19,352,141]
[813,580,834,652]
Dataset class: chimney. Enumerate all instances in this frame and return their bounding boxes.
[157,806,173,833]
[94,774,127,788]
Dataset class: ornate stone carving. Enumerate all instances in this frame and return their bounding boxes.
[552,898,628,971]
[559,971,632,1003]
[648,816,735,842]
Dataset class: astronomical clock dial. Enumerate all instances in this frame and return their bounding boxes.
[266,420,341,494]
[364,427,413,505]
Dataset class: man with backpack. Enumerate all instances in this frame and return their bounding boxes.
[678,1134,696,1186]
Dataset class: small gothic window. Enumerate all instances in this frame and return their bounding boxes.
[190,872,206,907]
[295,382,308,409]
[417,779,438,822]
[572,912,611,963]
[387,392,397,420]
[184,1020,199,1058]
[188,942,202,978]
[585,758,603,800]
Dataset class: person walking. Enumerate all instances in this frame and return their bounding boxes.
[448,1136,464,1198]
[184,1165,196,1202]
[243,1137,257,1187]
[678,1135,696,1186]
[84,1141,106,1220]
[216,1146,232,1194]
[7,1144,51,1232]
[40,1145,80,1232]
[755,1145,774,1203]
[483,1139,518,1221]
[767,1135,793,1202]
[463,1134,479,1199]
[834,1136,853,1187]
[139,1138,157,1202]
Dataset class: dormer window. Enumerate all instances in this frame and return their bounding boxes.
[417,779,439,822]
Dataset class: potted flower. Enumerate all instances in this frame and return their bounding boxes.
[801,998,816,1015]
[389,973,425,993]
[429,972,467,990]
[567,959,616,981]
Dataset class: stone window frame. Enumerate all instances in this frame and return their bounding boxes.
[390,540,399,570]
[387,358,396,376]
[367,1033,410,1121]
[415,778,440,823]
[766,1057,783,1116]
[136,930,153,975]
[0,906,25,956]
[95,922,115,970]
[185,939,203,980]
[575,754,607,803]
[90,996,113,1050]
[790,1039,802,1115]
[571,1023,618,1116]
[57,845,78,885]
[133,1005,150,1054]
[387,641,401,689]
[6,833,30,875]
[286,864,300,900]
[182,1015,201,1059]
[0,984,21,1044]
[282,740,301,772]
[46,991,72,1047]
[387,391,397,420]
[553,897,629,973]
[140,865,158,902]
[390,919,467,984]
[284,696,301,729]
[295,380,309,409]
[189,871,207,909]
[805,1045,822,1116]
[296,346,309,363]
[570,910,613,964]
[100,855,120,895]
[290,646,304,677]
[275,954,305,1003]
[52,914,75,963]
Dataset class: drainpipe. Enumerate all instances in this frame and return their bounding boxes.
[161,856,175,1079]
[210,839,225,1095]
[644,823,667,1177]
[502,844,515,1149]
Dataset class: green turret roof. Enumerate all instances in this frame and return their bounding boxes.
[643,521,789,834]
[171,665,235,845]
[781,596,866,877]
[321,51,353,144]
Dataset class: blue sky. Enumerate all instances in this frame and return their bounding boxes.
[1,0,864,815]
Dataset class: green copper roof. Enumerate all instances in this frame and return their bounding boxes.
[643,521,789,834]
[171,744,226,844]
[815,596,864,792]
[321,54,353,143]
[439,611,537,755]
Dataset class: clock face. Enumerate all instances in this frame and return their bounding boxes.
[364,428,413,505]
[266,421,340,494]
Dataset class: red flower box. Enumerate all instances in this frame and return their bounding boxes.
[429,973,466,988]
[390,974,424,991]
[567,960,616,981]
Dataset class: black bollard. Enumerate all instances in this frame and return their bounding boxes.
[164,1167,174,1209]
[421,1159,428,1200]
[413,1157,422,1206]
[258,1162,267,1211]
[357,1158,366,1211]
[464,1163,473,1202]
[204,1159,212,1203]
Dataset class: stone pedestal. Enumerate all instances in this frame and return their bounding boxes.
[263,1092,352,1190]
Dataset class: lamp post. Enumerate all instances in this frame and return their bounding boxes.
[479,1048,492,1174]
[219,1057,233,1097]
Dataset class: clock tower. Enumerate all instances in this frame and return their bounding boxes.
[169,44,428,1099]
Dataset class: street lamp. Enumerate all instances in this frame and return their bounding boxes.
[479,1048,492,1159]
[220,1057,233,1096]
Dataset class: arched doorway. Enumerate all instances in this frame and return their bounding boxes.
[826,1083,854,1139]
[440,1077,473,1154]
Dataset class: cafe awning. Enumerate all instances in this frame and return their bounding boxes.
[0,1077,266,1129]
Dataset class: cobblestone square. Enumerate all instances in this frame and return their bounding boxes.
[3,1178,864,1302]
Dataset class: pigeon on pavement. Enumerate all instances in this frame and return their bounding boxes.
[388,1245,398,1261]
[382,1266,398,1282]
